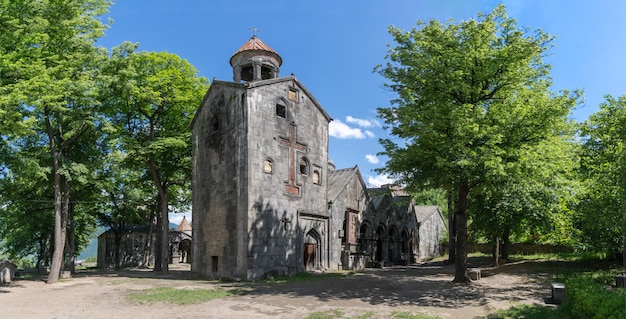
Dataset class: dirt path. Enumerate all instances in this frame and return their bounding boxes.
[0,261,560,319]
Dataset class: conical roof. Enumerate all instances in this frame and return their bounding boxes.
[177,216,192,231]
[230,35,282,66]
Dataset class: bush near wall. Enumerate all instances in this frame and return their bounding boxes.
[467,243,574,255]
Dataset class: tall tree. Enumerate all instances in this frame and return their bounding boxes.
[103,44,208,273]
[0,0,111,283]
[376,5,578,282]
[577,95,626,260]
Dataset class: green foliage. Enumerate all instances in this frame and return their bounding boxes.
[561,272,626,319]
[576,94,626,257]
[126,287,244,305]
[375,4,578,281]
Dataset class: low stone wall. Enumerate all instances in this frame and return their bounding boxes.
[467,243,574,255]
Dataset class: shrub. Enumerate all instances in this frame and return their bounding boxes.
[562,272,625,319]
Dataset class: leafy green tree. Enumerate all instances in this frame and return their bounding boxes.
[376,5,578,282]
[0,0,111,283]
[470,130,580,264]
[103,43,208,272]
[576,95,626,260]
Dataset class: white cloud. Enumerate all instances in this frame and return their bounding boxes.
[364,130,375,138]
[329,119,366,139]
[367,174,395,187]
[346,116,380,128]
[365,154,379,164]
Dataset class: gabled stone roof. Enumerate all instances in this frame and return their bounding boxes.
[230,35,282,66]
[414,205,443,223]
[327,166,359,203]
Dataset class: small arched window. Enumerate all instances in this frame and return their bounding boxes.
[299,157,309,175]
[263,158,273,174]
[276,103,286,118]
[312,170,320,184]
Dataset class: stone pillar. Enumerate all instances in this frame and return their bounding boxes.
[253,61,261,81]
[233,66,241,82]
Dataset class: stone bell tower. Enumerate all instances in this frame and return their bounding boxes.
[230,35,282,82]
[191,35,332,280]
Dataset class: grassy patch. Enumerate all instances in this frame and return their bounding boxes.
[391,311,443,319]
[304,309,436,319]
[485,304,561,319]
[304,309,345,319]
[127,287,244,305]
[264,271,356,284]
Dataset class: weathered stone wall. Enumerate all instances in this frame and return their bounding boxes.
[192,77,332,280]
[417,212,445,260]
[192,81,249,279]
[244,78,330,278]
[96,232,155,268]
[328,169,370,270]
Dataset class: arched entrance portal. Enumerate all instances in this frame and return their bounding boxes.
[375,224,386,262]
[388,227,398,262]
[303,230,321,269]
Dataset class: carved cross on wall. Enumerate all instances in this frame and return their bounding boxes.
[278,123,306,195]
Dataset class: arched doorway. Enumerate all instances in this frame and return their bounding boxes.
[179,239,191,263]
[401,229,410,264]
[303,230,321,269]
[388,227,398,262]
[375,224,386,262]
[359,222,369,253]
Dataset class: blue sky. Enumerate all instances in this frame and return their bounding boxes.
[95,1,626,224]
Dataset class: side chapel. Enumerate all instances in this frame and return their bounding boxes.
[191,36,446,279]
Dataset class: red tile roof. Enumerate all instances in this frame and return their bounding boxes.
[230,36,282,66]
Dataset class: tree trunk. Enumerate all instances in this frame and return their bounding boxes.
[492,235,500,266]
[141,212,155,268]
[501,228,510,261]
[447,190,456,264]
[114,223,122,269]
[453,182,471,283]
[154,208,162,271]
[47,150,67,284]
[66,200,76,274]
[148,157,170,274]
[159,188,170,273]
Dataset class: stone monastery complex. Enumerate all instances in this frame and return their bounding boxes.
[190,36,446,280]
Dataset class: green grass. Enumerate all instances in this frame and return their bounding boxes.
[264,270,356,284]
[485,304,561,319]
[126,287,244,305]
[304,309,345,319]
[391,311,443,319]
[304,309,438,319]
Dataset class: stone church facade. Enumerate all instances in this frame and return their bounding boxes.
[191,36,445,280]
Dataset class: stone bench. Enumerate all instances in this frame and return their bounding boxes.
[468,268,481,281]
[551,282,565,304]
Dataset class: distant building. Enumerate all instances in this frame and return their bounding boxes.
[97,219,192,269]
[191,36,447,280]
[0,259,17,285]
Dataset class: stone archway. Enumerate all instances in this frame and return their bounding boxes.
[375,224,386,262]
[388,227,398,262]
[179,239,191,263]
